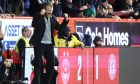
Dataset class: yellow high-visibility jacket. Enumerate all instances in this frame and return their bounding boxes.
[54,34,84,47]
[14,36,30,53]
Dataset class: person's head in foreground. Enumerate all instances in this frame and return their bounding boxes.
[93,36,104,47]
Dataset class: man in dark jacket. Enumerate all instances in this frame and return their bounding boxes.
[29,2,69,84]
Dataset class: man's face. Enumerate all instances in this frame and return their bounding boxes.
[24,28,31,38]
[45,6,53,17]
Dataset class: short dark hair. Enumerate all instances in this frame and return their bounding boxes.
[93,36,102,44]
[42,2,53,9]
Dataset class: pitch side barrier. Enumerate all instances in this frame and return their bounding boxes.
[24,47,140,84]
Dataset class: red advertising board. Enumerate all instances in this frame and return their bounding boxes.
[57,48,82,84]
[94,48,119,84]
[57,48,94,84]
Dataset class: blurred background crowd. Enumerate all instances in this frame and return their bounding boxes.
[0,0,140,19]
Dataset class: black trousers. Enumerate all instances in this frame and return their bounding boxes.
[32,43,55,84]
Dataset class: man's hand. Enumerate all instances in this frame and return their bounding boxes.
[63,13,69,21]
[40,9,46,15]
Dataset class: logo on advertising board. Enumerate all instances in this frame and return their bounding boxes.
[108,54,116,80]
[61,51,70,84]
[76,22,140,46]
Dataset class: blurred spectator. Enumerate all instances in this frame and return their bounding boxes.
[72,0,82,7]
[0,0,14,14]
[61,0,88,17]
[120,0,135,18]
[96,0,111,18]
[94,0,102,9]
[0,0,9,13]
[29,0,50,16]
[29,0,41,16]
[107,4,121,18]
[14,26,31,61]
[14,26,31,80]
[113,0,124,11]
[132,0,140,18]
[83,0,97,18]
[0,7,3,13]
[0,0,25,16]
[113,0,140,19]
[82,34,92,47]
[84,7,96,17]
[52,0,63,17]
[7,0,15,14]
[11,0,30,16]
[54,26,84,47]
[23,0,30,16]
[92,36,104,47]
[0,13,15,18]
[0,59,16,82]
[14,0,29,16]
[96,0,120,19]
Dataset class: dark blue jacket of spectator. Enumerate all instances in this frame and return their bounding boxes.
[53,2,63,17]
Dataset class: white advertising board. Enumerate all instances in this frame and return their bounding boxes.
[1,18,32,50]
